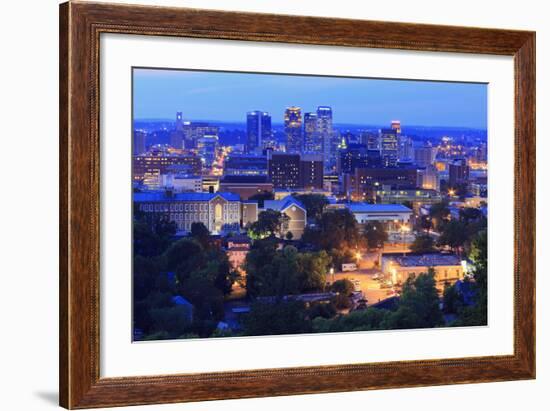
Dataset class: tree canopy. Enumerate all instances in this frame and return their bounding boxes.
[245,241,330,299]
[409,234,436,253]
[363,221,388,250]
[249,209,289,239]
[293,193,329,222]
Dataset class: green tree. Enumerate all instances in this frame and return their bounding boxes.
[437,219,468,254]
[244,238,279,298]
[443,283,464,314]
[363,221,388,250]
[409,234,436,253]
[459,207,483,223]
[242,301,311,336]
[245,242,330,298]
[383,270,444,329]
[149,305,193,338]
[454,230,487,326]
[190,222,210,249]
[133,214,176,257]
[293,193,329,222]
[312,308,391,333]
[429,201,450,231]
[249,209,290,239]
[304,209,360,251]
[331,278,355,295]
[296,251,331,292]
[163,238,206,283]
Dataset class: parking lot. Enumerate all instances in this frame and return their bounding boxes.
[329,268,396,305]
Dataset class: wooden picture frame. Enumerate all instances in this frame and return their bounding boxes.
[59,1,535,408]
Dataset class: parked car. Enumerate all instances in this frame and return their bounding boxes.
[342,263,357,272]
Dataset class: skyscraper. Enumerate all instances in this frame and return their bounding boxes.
[398,135,413,161]
[303,112,321,153]
[414,143,436,167]
[380,128,399,167]
[364,132,380,151]
[170,112,185,149]
[176,112,184,131]
[246,111,272,153]
[448,158,470,187]
[391,120,402,134]
[284,107,302,154]
[133,130,147,155]
[316,106,333,167]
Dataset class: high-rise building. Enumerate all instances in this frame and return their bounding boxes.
[169,112,185,149]
[197,135,219,168]
[417,165,440,191]
[303,112,321,153]
[133,151,202,185]
[317,106,333,164]
[380,128,399,167]
[299,154,324,190]
[133,130,147,155]
[364,132,380,151]
[398,135,413,161]
[338,144,368,174]
[284,107,303,154]
[223,155,268,176]
[182,122,219,149]
[414,143,436,167]
[246,111,271,153]
[391,120,402,134]
[268,152,301,189]
[448,158,470,187]
[343,166,419,201]
[176,112,184,131]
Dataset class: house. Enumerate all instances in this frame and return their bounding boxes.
[171,295,194,322]
[263,196,307,239]
[226,235,251,272]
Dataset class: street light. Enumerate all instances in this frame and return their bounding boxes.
[330,267,335,283]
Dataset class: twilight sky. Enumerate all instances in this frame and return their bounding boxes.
[133,68,487,129]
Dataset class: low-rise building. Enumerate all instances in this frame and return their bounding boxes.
[134,191,256,234]
[160,173,203,192]
[374,187,442,212]
[263,196,307,239]
[219,175,274,200]
[226,236,251,272]
[327,203,413,233]
[380,252,466,291]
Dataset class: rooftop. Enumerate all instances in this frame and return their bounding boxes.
[383,253,462,267]
[346,203,413,213]
[134,191,241,202]
[264,196,306,212]
[220,175,270,184]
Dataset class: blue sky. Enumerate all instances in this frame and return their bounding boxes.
[133,68,487,129]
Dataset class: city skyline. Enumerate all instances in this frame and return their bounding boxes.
[133,68,488,129]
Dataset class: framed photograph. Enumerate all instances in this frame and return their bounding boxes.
[59,1,535,408]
